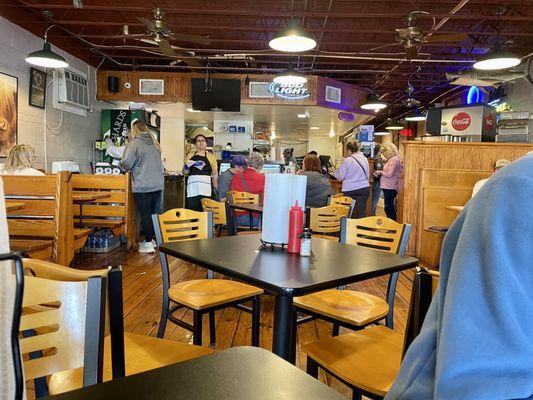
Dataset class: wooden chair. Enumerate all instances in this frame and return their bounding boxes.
[228,191,261,233]
[16,265,107,396]
[3,172,74,265]
[309,204,350,240]
[329,195,356,218]
[20,261,213,396]
[72,173,136,250]
[152,208,263,346]
[303,269,439,400]
[294,216,411,335]
[201,198,228,237]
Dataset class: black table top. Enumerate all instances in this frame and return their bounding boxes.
[160,235,418,296]
[45,347,344,400]
[229,203,264,213]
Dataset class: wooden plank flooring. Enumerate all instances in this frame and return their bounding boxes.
[69,245,415,399]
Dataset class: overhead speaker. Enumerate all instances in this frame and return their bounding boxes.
[108,76,119,93]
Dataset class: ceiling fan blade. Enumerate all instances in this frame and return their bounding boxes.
[174,50,204,67]
[426,33,469,43]
[103,34,150,39]
[158,39,175,57]
[169,32,211,45]
[137,17,156,31]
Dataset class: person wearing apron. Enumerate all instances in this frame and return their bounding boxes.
[184,134,218,211]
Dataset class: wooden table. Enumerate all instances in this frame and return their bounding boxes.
[160,235,419,362]
[229,203,264,234]
[72,192,111,224]
[45,347,344,400]
[5,201,26,212]
[446,205,464,212]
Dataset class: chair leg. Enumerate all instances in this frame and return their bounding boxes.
[209,311,216,348]
[193,311,203,346]
[306,356,319,378]
[217,225,223,237]
[252,295,261,347]
[332,322,340,337]
[352,391,363,400]
[157,296,170,338]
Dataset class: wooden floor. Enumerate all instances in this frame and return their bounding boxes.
[68,244,415,399]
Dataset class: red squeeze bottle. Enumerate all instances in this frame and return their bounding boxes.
[288,201,304,253]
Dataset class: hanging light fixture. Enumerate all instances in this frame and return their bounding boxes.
[361,93,388,110]
[405,108,427,121]
[273,67,307,85]
[374,131,391,136]
[385,119,404,130]
[25,25,68,69]
[269,22,317,52]
[473,43,521,71]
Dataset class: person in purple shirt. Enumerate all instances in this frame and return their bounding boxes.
[376,142,402,220]
[334,141,370,218]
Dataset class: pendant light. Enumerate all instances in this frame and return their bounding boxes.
[269,22,316,52]
[473,42,521,71]
[25,25,68,69]
[405,108,427,121]
[385,119,404,130]
[273,67,307,85]
[361,93,387,110]
[374,131,391,136]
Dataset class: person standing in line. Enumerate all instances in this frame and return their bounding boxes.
[183,134,218,211]
[120,121,164,253]
[218,155,247,201]
[376,143,402,221]
[334,141,370,218]
[301,154,332,208]
[371,144,384,216]
[0,144,44,176]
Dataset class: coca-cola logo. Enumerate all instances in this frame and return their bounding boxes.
[451,112,471,131]
[485,113,495,130]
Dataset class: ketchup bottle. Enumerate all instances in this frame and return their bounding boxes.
[288,201,304,253]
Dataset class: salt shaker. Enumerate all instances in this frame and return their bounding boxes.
[300,228,312,257]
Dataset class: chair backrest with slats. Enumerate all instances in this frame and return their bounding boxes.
[19,275,106,385]
[153,208,213,244]
[329,195,356,218]
[3,172,73,265]
[402,268,440,358]
[229,191,259,205]
[201,198,227,225]
[310,205,350,234]
[340,216,410,255]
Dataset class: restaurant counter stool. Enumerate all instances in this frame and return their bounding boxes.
[152,208,263,346]
[303,269,439,400]
[309,204,350,240]
[294,216,411,335]
[19,259,213,396]
[328,195,356,218]
[11,255,107,398]
[201,198,228,237]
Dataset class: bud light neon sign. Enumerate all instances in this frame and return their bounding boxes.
[269,82,310,100]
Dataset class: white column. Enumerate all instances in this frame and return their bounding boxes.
[157,103,186,172]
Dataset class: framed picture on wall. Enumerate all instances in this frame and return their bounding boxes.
[29,68,46,109]
[0,71,18,158]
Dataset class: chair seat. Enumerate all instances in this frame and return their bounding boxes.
[168,279,263,310]
[294,289,389,327]
[302,326,402,397]
[49,332,213,395]
[312,235,339,241]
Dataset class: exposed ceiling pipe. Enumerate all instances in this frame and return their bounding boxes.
[309,0,334,70]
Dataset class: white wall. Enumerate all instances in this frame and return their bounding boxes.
[0,16,104,172]
[307,136,337,157]
[157,103,185,172]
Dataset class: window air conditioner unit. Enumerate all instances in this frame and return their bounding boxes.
[56,68,90,109]
[325,85,342,104]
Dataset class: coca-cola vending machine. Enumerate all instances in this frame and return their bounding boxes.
[440,104,496,142]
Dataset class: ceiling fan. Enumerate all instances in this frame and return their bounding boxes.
[105,7,210,66]
[395,11,469,59]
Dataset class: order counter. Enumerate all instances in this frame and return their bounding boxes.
[398,141,533,262]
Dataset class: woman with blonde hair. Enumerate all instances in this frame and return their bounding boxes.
[120,120,164,253]
[0,144,44,176]
[375,142,402,220]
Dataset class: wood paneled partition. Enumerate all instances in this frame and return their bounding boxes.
[399,142,533,256]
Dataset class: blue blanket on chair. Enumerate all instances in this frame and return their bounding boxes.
[386,155,533,400]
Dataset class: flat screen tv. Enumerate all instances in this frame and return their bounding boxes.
[191,78,241,112]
